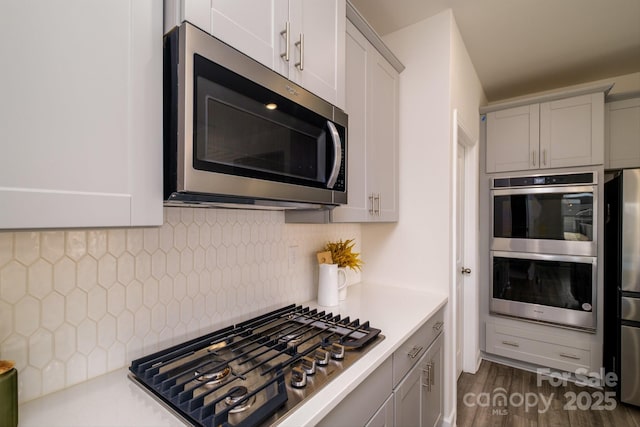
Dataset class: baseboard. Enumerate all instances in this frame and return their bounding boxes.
[440,407,456,427]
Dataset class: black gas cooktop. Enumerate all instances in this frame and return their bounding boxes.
[129,304,383,427]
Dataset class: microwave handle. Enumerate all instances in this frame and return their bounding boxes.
[326,121,342,189]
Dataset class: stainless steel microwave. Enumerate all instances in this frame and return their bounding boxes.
[164,23,347,209]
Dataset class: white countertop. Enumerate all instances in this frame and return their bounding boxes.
[19,283,447,427]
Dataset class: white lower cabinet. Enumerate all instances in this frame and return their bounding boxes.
[393,333,443,427]
[318,307,444,427]
[316,356,393,427]
[485,320,593,373]
[365,395,394,427]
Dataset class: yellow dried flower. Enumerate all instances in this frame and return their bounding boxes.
[323,239,363,271]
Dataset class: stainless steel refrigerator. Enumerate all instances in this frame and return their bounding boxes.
[604,168,640,406]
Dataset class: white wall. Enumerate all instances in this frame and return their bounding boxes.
[361,11,452,294]
[361,9,486,427]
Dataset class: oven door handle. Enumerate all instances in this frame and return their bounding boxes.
[326,121,342,189]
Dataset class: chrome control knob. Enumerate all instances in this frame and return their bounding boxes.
[290,366,307,388]
[330,343,345,360]
[315,348,330,366]
[301,356,316,375]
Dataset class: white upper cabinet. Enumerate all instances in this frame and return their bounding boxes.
[331,20,399,222]
[172,0,345,109]
[540,93,604,169]
[485,92,605,173]
[605,97,640,169]
[0,0,163,229]
[486,104,540,172]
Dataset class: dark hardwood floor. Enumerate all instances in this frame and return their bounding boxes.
[457,360,640,427]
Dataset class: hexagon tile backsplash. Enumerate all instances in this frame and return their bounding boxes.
[0,207,361,403]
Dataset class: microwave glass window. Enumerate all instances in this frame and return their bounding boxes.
[195,76,327,184]
[493,256,593,311]
[494,192,593,241]
[190,54,345,190]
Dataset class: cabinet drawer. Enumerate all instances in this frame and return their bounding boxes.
[392,307,444,387]
[486,322,591,372]
[317,356,392,427]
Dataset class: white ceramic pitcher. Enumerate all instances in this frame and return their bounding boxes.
[317,264,347,307]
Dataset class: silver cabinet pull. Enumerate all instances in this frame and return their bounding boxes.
[543,149,547,166]
[369,194,375,215]
[408,345,423,359]
[460,267,471,275]
[374,193,380,216]
[433,321,444,332]
[532,150,536,167]
[501,340,520,348]
[421,362,433,392]
[559,352,580,360]
[294,33,304,70]
[279,22,290,61]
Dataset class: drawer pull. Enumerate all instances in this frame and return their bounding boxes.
[408,345,424,359]
[433,321,444,332]
[559,352,581,360]
[501,340,520,348]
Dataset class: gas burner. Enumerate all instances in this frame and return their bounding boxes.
[194,361,231,385]
[278,332,303,348]
[224,385,256,413]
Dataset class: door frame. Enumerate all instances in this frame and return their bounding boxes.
[452,109,480,375]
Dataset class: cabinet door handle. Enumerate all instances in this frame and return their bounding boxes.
[501,340,520,348]
[294,33,304,70]
[543,149,547,166]
[374,193,380,216]
[433,321,444,332]
[279,22,290,62]
[559,352,581,360]
[369,193,375,215]
[408,345,423,359]
[532,150,536,167]
[421,362,433,392]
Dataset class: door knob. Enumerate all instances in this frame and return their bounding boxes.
[461,267,471,275]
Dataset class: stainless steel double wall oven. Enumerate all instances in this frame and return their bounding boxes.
[490,171,598,331]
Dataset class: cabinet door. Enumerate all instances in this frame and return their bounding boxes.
[331,20,369,222]
[209,0,288,71]
[394,355,423,427]
[368,48,399,221]
[486,104,540,173]
[606,98,640,169]
[366,394,394,427]
[0,0,162,229]
[289,0,345,108]
[331,21,399,223]
[422,334,443,427]
[540,92,604,168]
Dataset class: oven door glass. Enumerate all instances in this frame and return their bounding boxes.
[193,54,345,190]
[491,251,596,330]
[492,185,596,255]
